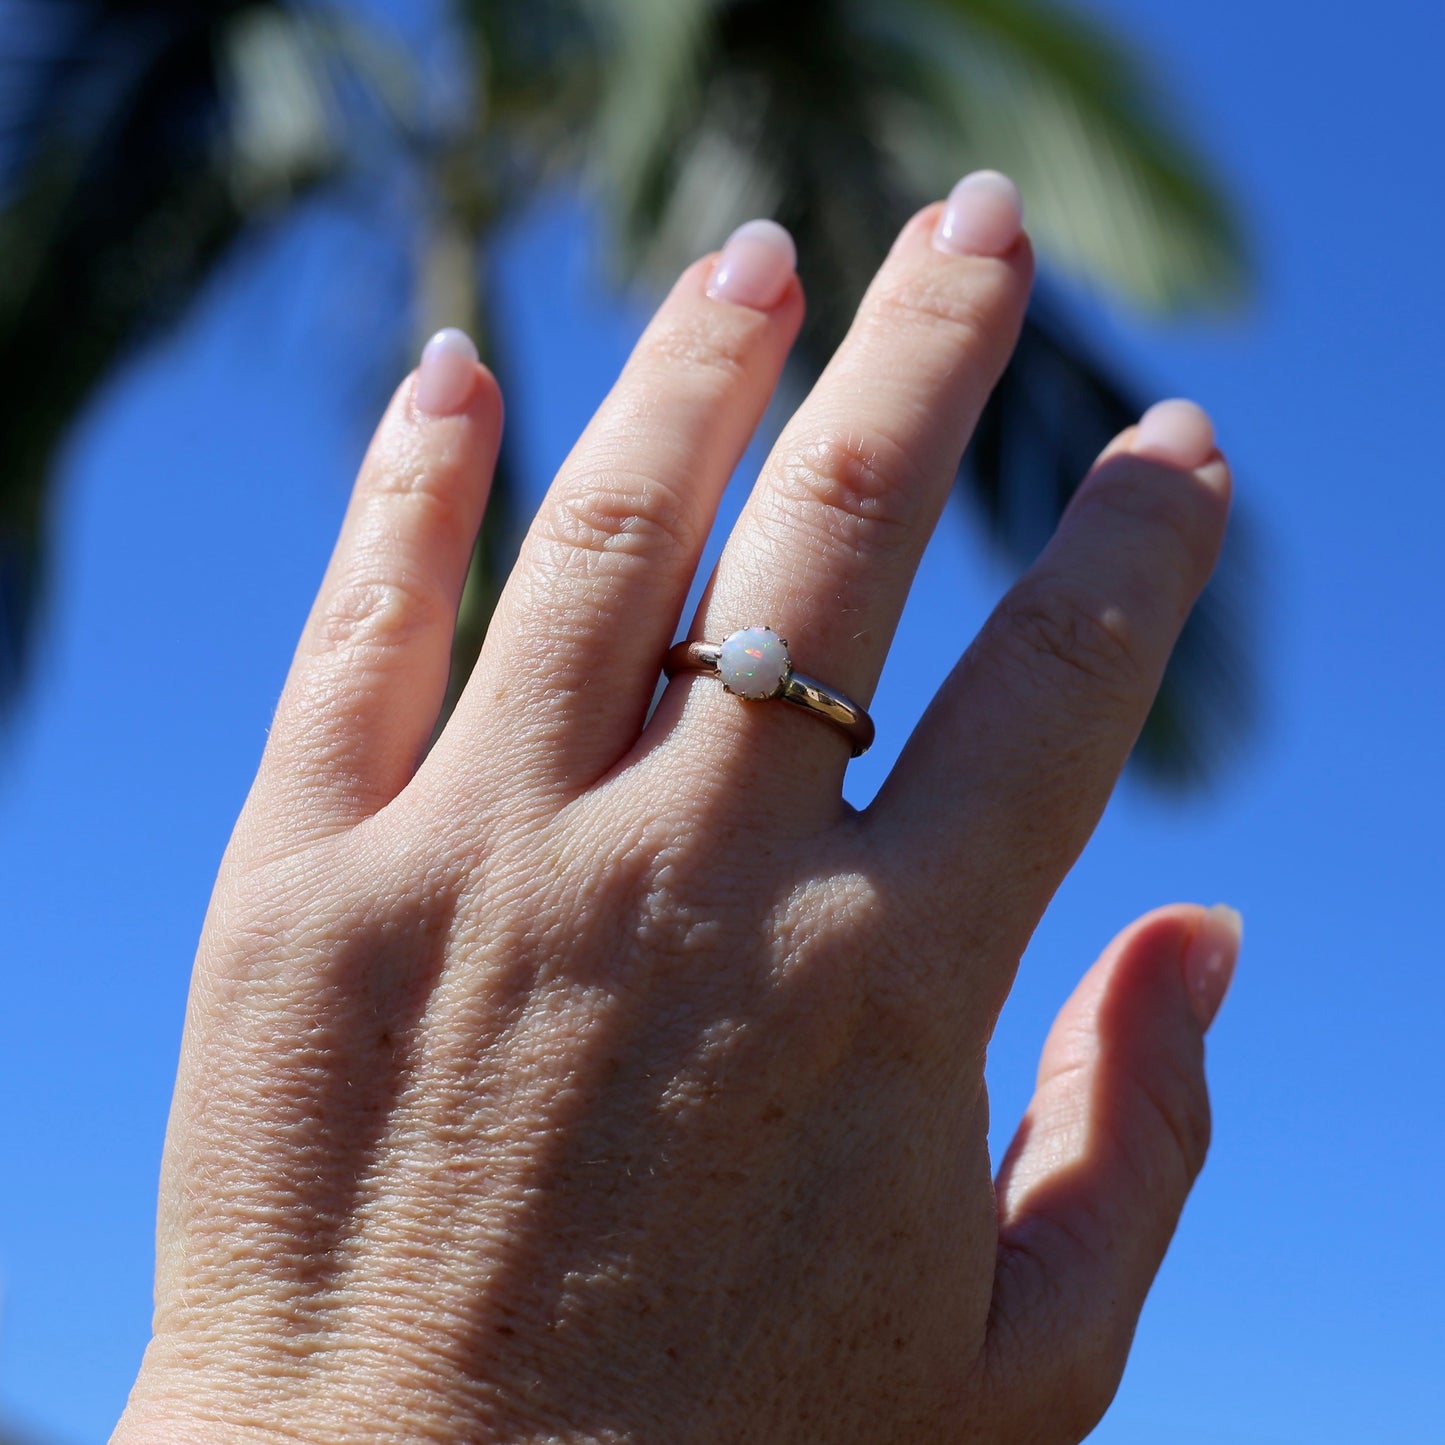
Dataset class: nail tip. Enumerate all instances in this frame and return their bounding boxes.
[422,326,480,364]
[965,168,1024,208]
[414,326,480,416]
[1132,398,1217,470]
[1208,902,1244,945]
[934,169,1024,257]
[1183,904,1242,1029]
[1142,396,1212,426]
[708,217,797,310]
[729,216,796,257]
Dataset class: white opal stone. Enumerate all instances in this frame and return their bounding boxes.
[718,626,790,699]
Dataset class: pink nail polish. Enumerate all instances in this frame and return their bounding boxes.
[1133,399,1217,470]
[706,219,797,310]
[933,170,1023,257]
[415,327,479,417]
[1182,904,1243,1030]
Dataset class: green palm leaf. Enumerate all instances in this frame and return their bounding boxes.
[881,0,1247,310]
[0,0,347,714]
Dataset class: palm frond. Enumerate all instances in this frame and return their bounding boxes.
[589,0,917,355]
[870,0,1247,311]
[0,0,347,716]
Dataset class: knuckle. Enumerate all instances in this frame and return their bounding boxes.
[540,467,699,577]
[313,571,451,654]
[770,429,916,556]
[989,578,1144,702]
[637,310,753,388]
[362,418,482,526]
[1127,1051,1213,1186]
[1079,459,1220,590]
[868,266,997,351]
[365,470,473,542]
[989,1240,1130,1445]
[782,870,887,972]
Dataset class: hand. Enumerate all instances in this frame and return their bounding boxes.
[115,172,1239,1445]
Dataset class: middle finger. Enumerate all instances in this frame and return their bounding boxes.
[676,173,1032,794]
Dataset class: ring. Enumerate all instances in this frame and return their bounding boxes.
[664,626,875,757]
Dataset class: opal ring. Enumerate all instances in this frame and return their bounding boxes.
[664,626,875,757]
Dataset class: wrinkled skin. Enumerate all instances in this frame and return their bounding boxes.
[114,196,1236,1445]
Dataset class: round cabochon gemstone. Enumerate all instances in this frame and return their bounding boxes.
[718,626,791,699]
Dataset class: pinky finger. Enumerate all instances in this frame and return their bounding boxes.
[255,330,501,839]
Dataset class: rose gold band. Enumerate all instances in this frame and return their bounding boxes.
[664,635,876,758]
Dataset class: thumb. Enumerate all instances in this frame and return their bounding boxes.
[984,904,1242,1442]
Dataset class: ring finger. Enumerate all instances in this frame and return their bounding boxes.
[673,172,1033,795]
[429,222,804,800]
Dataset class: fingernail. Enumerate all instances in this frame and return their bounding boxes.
[933,170,1023,257]
[1183,904,1243,1030]
[415,327,480,417]
[1133,399,1216,470]
[706,219,797,310]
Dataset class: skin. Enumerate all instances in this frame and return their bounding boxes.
[113,197,1235,1444]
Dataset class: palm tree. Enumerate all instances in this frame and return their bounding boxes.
[0,0,1253,786]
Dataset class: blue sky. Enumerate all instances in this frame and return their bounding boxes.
[1,1,1442,1441]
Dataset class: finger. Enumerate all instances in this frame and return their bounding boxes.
[434,222,803,795]
[256,330,501,837]
[875,402,1231,976]
[984,904,1241,1441]
[677,173,1032,788]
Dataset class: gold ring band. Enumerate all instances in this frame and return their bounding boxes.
[664,627,875,758]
